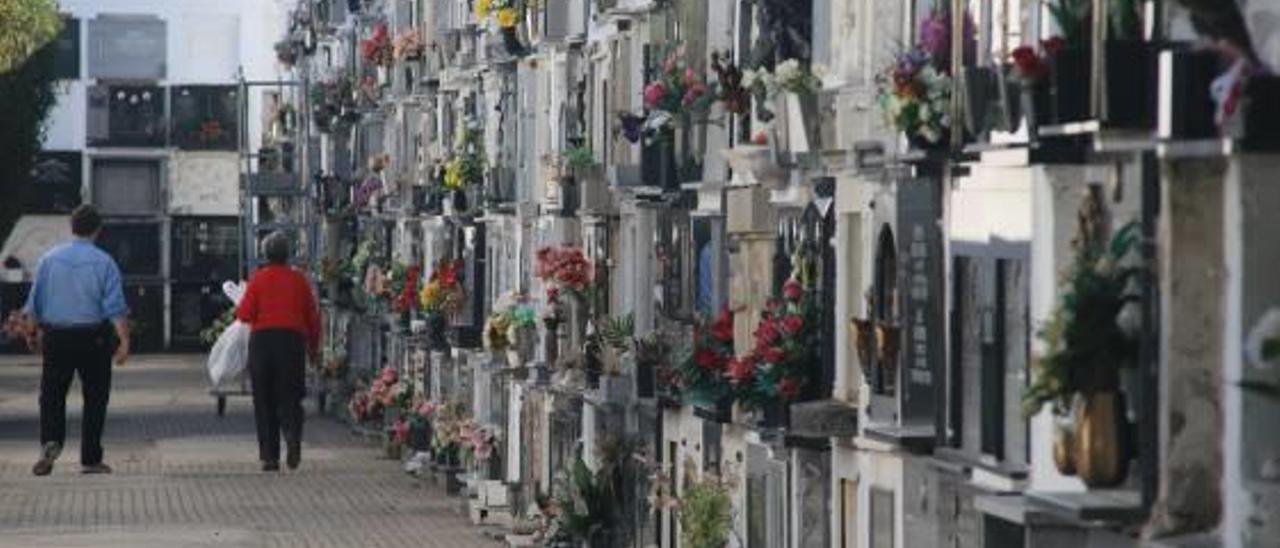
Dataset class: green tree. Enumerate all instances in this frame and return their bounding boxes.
[0,0,62,75]
[0,33,60,243]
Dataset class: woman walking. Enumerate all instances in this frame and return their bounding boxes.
[236,232,320,471]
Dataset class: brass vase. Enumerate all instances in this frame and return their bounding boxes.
[1073,391,1129,488]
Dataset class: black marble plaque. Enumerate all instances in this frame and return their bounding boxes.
[896,177,942,427]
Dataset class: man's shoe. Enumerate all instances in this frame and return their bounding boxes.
[31,442,62,476]
[81,463,112,474]
[262,461,280,472]
[286,442,301,470]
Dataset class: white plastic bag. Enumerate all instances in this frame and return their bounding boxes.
[208,321,250,388]
[207,280,250,388]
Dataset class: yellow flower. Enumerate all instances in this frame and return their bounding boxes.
[496,8,518,28]
[443,158,464,190]
[475,0,492,19]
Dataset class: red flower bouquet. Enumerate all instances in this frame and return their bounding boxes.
[734,278,821,409]
[534,245,593,300]
[420,259,466,316]
[360,22,393,67]
[675,307,736,406]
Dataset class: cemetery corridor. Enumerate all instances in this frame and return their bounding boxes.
[0,354,496,548]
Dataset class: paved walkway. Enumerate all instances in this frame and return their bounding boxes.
[0,354,495,547]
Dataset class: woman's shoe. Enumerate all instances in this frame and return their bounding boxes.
[262,461,280,472]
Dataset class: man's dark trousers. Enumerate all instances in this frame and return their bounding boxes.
[247,328,305,463]
[40,324,114,465]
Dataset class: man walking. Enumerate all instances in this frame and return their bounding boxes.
[23,205,130,476]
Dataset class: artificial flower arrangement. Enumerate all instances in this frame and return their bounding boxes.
[739,58,823,118]
[309,75,361,133]
[474,0,523,29]
[730,277,821,409]
[485,293,539,362]
[419,259,467,316]
[483,310,513,351]
[1010,37,1066,84]
[442,127,486,191]
[360,22,393,67]
[426,400,470,464]
[673,307,736,407]
[1023,212,1141,417]
[392,27,424,62]
[646,456,736,548]
[875,9,974,146]
[348,366,412,423]
[637,44,715,135]
[534,245,594,301]
[388,263,423,314]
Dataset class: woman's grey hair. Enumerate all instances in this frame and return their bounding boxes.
[262,231,291,265]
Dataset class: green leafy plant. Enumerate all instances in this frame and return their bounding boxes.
[680,471,734,548]
[597,313,635,354]
[555,456,612,544]
[1047,0,1092,48]
[1023,211,1141,417]
[563,145,595,172]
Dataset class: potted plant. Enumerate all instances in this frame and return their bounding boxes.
[443,127,485,216]
[876,44,954,150]
[535,245,595,350]
[678,470,735,548]
[641,44,715,188]
[1023,190,1140,488]
[1010,40,1058,133]
[677,308,737,423]
[393,27,425,93]
[475,0,528,56]
[420,259,466,351]
[732,276,821,428]
[740,58,825,152]
[360,22,393,86]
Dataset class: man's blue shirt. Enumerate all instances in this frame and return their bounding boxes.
[24,239,128,326]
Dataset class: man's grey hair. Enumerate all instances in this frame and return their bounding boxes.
[262,231,291,265]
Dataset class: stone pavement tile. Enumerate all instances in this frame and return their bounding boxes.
[0,355,498,548]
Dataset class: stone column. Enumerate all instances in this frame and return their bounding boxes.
[1145,158,1225,537]
[1222,154,1280,547]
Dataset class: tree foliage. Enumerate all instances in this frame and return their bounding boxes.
[0,31,60,243]
[0,0,62,75]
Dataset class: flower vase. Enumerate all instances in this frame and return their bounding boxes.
[1074,390,1130,488]
[426,313,450,351]
[1049,47,1090,124]
[543,315,561,367]
[641,128,678,191]
[635,359,656,399]
[1021,81,1052,134]
[500,26,528,57]
[784,91,821,153]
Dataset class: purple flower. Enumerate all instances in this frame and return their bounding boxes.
[618,112,644,143]
[919,12,950,60]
